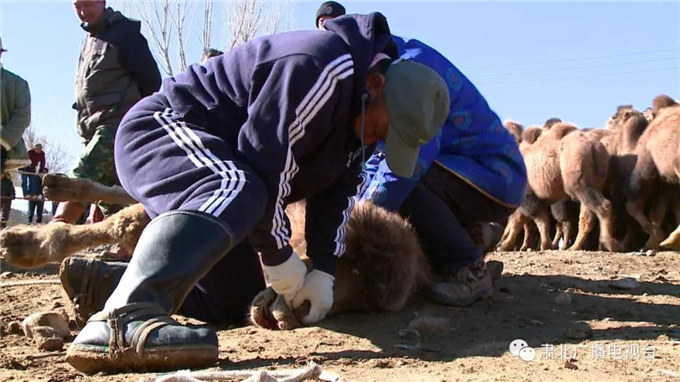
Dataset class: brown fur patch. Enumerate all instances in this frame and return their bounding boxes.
[504,120,524,144]
[287,201,430,314]
[548,122,578,140]
[652,94,678,114]
[544,117,563,129]
[521,126,544,145]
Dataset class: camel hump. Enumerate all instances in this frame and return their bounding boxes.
[652,94,678,113]
[549,122,578,139]
[522,126,544,144]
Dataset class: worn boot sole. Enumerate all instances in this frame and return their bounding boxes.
[66,343,218,374]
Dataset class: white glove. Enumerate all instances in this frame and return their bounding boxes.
[292,270,335,325]
[261,252,307,304]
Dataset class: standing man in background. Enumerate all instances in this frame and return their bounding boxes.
[20,143,46,200]
[27,167,47,225]
[0,36,31,172]
[53,0,161,224]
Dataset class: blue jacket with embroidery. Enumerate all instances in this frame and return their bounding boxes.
[359,35,527,211]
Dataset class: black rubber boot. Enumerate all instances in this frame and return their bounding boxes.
[60,257,127,328]
[66,210,234,374]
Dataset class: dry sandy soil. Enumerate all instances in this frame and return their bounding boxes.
[1,221,679,382]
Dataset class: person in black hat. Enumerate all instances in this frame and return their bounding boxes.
[315,1,346,29]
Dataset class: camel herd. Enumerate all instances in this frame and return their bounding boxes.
[498,94,680,253]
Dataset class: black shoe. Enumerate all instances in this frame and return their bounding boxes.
[66,302,218,374]
[66,210,234,374]
[428,260,494,306]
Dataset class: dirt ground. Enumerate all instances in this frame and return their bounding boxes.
[1,244,679,381]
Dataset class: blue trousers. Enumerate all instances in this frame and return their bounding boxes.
[178,239,265,325]
[398,163,514,273]
[28,200,44,223]
[115,96,268,325]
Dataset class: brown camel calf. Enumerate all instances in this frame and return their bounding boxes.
[626,95,680,250]
[521,122,617,251]
[497,124,547,251]
[601,105,652,250]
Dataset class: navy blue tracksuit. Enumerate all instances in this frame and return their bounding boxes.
[114,13,397,323]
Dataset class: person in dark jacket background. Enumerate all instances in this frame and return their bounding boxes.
[0,36,31,172]
[63,12,449,373]
[52,0,161,225]
[0,171,15,229]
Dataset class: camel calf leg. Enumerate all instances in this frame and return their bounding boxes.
[0,204,149,269]
[626,198,664,250]
[569,204,596,251]
[661,200,680,249]
[562,219,576,249]
[498,211,524,251]
[571,187,618,252]
[520,222,535,251]
[534,208,554,251]
[552,223,564,249]
[660,224,680,250]
[43,174,137,206]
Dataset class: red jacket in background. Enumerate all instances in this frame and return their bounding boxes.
[28,149,46,172]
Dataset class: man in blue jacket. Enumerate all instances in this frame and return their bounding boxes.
[65,13,449,373]
[316,4,527,307]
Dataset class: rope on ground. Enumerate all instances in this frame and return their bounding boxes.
[138,363,345,382]
[0,279,62,288]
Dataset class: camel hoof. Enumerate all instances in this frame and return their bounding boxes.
[249,288,305,331]
[42,174,76,202]
[642,240,661,251]
[0,223,69,269]
[608,241,624,253]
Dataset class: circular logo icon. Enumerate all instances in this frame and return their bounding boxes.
[519,347,537,362]
[509,339,528,356]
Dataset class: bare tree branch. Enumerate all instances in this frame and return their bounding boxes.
[21,125,71,175]
[173,0,192,73]
[226,0,284,50]
[201,0,215,54]
[114,0,291,72]
[135,0,174,76]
